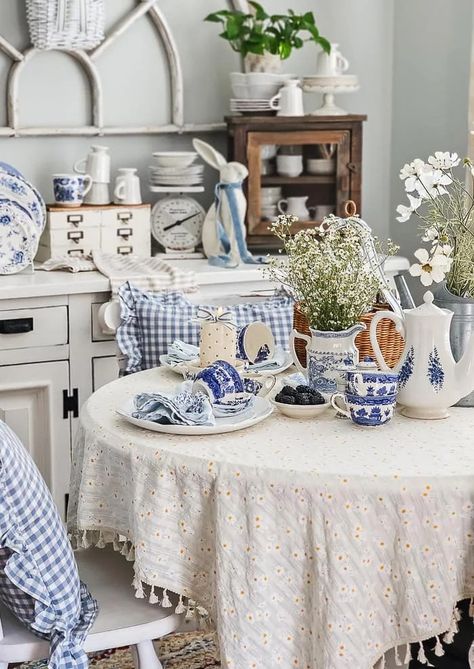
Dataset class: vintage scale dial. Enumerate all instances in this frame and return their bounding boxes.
[151,195,206,252]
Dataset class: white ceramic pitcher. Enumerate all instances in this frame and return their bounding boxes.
[270,80,304,116]
[369,291,474,419]
[316,43,349,77]
[277,196,309,219]
[74,145,111,183]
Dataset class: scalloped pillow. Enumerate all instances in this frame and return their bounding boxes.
[117,282,294,374]
[0,421,97,669]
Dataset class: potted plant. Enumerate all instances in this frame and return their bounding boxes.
[266,215,397,394]
[396,151,474,405]
[204,1,330,73]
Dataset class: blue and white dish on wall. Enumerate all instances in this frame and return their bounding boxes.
[0,199,36,274]
[0,164,46,274]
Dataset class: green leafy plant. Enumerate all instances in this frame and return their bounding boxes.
[204,1,330,60]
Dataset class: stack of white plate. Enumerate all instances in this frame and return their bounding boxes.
[230,98,277,114]
[149,152,204,187]
[0,162,45,274]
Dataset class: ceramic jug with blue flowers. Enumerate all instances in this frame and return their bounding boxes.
[369,291,474,419]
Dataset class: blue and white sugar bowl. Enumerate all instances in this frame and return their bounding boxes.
[193,359,245,404]
[345,357,398,397]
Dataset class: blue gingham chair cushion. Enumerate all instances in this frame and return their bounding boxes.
[117,282,294,374]
[0,421,98,669]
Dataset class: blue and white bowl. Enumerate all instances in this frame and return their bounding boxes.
[193,360,245,404]
[213,392,255,417]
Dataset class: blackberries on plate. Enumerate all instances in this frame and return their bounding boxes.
[275,385,326,406]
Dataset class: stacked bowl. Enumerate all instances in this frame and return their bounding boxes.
[230,72,294,114]
[0,162,45,274]
[149,152,203,188]
[260,186,282,220]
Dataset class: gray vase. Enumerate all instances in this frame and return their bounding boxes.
[433,282,474,406]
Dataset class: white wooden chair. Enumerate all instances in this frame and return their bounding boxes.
[0,546,182,669]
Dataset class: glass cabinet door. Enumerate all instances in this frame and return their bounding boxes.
[246,129,351,240]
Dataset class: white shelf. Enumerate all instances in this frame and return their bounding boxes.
[149,186,205,193]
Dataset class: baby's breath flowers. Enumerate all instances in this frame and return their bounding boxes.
[266,215,397,332]
[397,151,474,297]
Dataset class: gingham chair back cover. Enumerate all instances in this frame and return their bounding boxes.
[0,421,97,669]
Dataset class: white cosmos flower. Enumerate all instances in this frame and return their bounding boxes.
[406,168,452,199]
[422,226,438,243]
[396,194,422,222]
[409,247,449,286]
[428,151,460,169]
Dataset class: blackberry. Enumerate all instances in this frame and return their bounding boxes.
[310,391,326,405]
[295,393,313,405]
[281,385,298,397]
[296,384,312,394]
[277,394,296,405]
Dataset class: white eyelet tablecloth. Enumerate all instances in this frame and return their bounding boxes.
[67,367,474,669]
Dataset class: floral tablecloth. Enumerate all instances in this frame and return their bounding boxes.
[68,368,474,669]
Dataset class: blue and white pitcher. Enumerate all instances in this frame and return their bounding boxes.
[290,324,365,395]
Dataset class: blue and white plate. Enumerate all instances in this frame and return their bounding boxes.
[0,198,36,274]
[0,171,45,238]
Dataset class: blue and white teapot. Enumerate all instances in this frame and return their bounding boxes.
[369,291,474,419]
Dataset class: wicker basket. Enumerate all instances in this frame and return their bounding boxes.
[26,0,105,50]
[293,303,404,369]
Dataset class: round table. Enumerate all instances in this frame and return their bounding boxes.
[68,367,474,669]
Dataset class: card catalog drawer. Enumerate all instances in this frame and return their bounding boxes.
[36,227,101,261]
[101,224,150,254]
[101,205,151,227]
[48,210,102,230]
[0,306,68,350]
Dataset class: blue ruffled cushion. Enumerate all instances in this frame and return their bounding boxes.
[117,282,294,374]
[0,421,97,669]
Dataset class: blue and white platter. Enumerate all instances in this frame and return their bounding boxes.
[0,198,36,274]
[116,395,273,435]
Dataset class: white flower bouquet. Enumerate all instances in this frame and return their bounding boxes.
[396,151,474,297]
[266,215,396,331]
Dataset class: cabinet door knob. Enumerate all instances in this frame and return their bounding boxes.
[0,317,33,334]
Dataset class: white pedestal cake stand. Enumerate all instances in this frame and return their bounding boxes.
[302,79,359,116]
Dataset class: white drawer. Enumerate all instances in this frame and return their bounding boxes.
[101,205,151,227]
[101,224,151,256]
[36,227,101,261]
[48,209,102,230]
[0,306,68,350]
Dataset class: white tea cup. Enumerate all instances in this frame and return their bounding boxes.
[113,168,142,205]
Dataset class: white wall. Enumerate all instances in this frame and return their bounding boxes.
[0,0,394,235]
[389,0,473,299]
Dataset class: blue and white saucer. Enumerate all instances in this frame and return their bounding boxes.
[0,198,36,274]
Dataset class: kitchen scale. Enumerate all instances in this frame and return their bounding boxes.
[150,186,206,259]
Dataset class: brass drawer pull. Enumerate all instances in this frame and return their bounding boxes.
[117,227,133,240]
[117,246,133,255]
[67,249,84,256]
[118,212,133,221]
[67,214,83,227]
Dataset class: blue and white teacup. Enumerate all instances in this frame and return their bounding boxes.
[53,173,92,208]
[237,322,275,364]
[346,369,399,397]
[243,374,276,397]
[331,391,396,427]
[193,360,244,404]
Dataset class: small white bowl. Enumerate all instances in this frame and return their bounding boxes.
[152,152,198,168]
[306,158,336,175]
[270,398,330,419]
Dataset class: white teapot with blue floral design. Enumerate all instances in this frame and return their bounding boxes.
[369,291,474,419]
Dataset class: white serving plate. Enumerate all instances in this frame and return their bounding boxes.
[117,395,273,435]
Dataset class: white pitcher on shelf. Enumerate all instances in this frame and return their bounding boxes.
[316,43,349,76]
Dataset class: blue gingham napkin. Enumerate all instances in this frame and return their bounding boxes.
[133,381,215,426]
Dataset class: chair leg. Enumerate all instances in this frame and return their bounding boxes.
[131,640,163,669]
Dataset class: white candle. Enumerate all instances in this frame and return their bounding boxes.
[199,309,237,366]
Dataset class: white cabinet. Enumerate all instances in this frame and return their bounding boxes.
[0,361,71,518]
[92,356,120,391]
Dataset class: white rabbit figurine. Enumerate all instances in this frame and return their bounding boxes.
[192,139,266,268]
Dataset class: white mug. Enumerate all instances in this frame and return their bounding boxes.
[316,43,349,77]
[278,196,309,219]
[270,80,304,116]
[113,168,142,205]
[85,182,111,206]
[74,145,111,183]
[276,154,303,178]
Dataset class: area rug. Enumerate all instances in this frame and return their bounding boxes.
[17,631,220,669]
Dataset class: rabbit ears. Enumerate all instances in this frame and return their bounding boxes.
[193,139,227,171]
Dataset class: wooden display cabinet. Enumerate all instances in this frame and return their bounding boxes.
[226,115,366,248]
